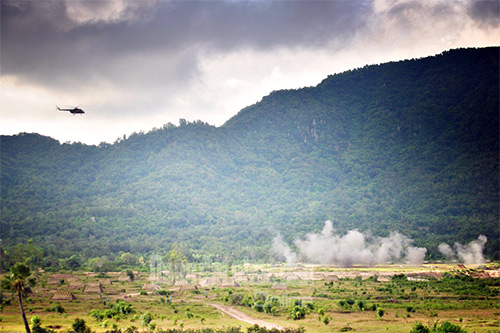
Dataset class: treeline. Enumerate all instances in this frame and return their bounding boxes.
[1,47,498,266]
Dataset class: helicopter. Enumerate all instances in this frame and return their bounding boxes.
[57,106,85,115]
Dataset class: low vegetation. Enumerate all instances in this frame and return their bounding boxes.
[0,263,498,332]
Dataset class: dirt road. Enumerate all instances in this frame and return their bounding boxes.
[210,303,284,330]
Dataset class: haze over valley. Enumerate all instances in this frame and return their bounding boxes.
[2,47,498,269]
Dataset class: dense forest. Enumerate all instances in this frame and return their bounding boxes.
[1,47,498,270]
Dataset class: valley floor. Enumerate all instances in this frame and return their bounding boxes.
[0,264,499,332]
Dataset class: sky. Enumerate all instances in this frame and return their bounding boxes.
[1,0,499,145]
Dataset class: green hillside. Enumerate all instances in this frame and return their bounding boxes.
[1,47,498,269]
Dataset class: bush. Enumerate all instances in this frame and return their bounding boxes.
[392,274,408,282]
[410,322,430,333]
[410,321,468,333]
[140,312,153,327]
[242,295,254,307]
[321,314,331,325]
[71,318,91,333]
[31,316,56,333]
[230,293,244,305]
[254,300,265,312]
[46,303,65,314]
[90,300,134,321]
[289,305,306,320]
[434,321,467,333]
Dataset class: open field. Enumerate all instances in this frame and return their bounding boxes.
[1,264,499,332]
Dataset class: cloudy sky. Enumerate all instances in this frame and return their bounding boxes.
[1,0,498,145]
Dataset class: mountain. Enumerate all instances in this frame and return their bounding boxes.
[1,47,498,268]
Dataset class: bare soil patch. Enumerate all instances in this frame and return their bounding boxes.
[210,303,284,330]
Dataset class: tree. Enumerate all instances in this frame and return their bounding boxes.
[167,243,186,284]
[126,269,135,281]
[121,252,136,266]
[1,263,36,333]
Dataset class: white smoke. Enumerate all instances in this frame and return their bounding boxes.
[271,233,298,266]
[295,226,375,267]
[406,246,428,266]
[273,220,427,267]
[438,243,455,258]
[375,231,411,264]
[439,235,487,264]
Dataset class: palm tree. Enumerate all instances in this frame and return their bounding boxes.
[1,263,36,333]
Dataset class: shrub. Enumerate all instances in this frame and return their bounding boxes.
[31,316,56,333]
[434,321,467,333]
[289,305,306,320]
[46,303,65,314]
[90,300,134,321]
[140,312,153,327]
[254,300,265,312]
[230,293,244,305]
[305,302,314,310]
[392,274,407,282]
[254,292,267,302]
[242,295,254,307]
[410,322,430,333]
[70,318,91,333]
[321,314,331,325]
[410,321,468,333]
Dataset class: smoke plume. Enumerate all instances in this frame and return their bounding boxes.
[406,246,428,266]
[273,220,427,267]
[439,235,488,264]
[438,243,455,258]
[271,233,298,266]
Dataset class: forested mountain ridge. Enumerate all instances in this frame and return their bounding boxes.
[1,47,498,268]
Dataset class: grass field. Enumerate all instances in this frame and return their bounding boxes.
[1,264,499,332]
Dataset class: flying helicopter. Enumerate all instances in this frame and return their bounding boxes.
[57,106,85,115]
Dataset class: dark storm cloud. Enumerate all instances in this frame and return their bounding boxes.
[0,0,373,90]
[385,1,466,28]
[466,0,500,28]
[385,1,424,30]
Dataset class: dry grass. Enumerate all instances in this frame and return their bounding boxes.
[0,265,498,332]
